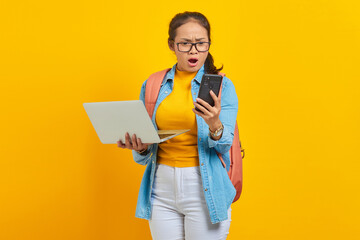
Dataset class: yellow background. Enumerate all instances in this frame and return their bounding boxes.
[1,0,359,239]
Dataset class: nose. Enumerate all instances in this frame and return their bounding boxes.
[189,44,198,54]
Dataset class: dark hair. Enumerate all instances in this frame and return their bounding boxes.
[168,11,223,74]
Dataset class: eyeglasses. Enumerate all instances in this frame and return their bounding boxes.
[175,42,211,52]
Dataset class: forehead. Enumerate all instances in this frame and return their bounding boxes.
[175,21,208,40]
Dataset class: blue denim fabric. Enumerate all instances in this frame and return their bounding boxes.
[132,63,238,224]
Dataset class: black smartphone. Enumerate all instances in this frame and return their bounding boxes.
[195,74,223,113]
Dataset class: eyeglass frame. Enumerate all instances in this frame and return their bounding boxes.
[175,41,211,52]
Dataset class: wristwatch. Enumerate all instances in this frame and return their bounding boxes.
[209,123,224,138]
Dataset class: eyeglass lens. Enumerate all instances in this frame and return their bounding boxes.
[177,42,210,52]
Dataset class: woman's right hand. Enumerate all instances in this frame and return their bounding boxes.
[117,132,150,153]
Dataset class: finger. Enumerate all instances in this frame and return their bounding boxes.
[136,138,143,150]
[210,90,221,108]
[132,134,138,149]
[125,132,132,149]
[137,138,149,152]
[137,138,148,148]
[118,140,126,148]
[196,98,213,112]
[192,108,206,118]
[218,86,222,102]
[194,102,210,115]
[197,98,214,113]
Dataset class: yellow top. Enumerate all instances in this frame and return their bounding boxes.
[155,68,199,167]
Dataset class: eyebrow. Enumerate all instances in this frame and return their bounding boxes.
[180,38,206,41]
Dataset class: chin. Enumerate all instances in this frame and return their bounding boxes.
[178,61,203,73]
[186,65,202,73]
[188,68,199,73]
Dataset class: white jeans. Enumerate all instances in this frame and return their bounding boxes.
[148,163,232,240]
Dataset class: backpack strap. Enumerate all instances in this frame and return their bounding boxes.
[144,68,171,119]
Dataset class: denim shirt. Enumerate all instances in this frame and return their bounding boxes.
[132,63,238,224]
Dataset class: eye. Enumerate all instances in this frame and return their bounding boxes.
[197,42,205,45]
[180,42,190,46]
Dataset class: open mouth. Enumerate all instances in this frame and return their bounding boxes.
[188,58,198,64]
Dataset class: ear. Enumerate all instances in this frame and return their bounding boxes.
[168,40,175,51]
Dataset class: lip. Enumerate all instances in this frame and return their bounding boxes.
[188,58,198,67]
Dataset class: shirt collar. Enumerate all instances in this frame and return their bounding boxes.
[162,63,205,85]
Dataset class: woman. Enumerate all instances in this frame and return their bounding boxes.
[117,11,238,240]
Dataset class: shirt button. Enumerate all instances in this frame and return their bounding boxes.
[205,188,208,192]
[199,138,201,141]
[201,163,204,166]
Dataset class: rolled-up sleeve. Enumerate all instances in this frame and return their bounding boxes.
[132,144,154,165]
[207,77,238,154]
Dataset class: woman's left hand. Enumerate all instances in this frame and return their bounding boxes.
[192,89,223,132]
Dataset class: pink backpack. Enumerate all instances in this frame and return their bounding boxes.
[144,69,245,203]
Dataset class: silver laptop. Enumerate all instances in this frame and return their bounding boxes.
[83,100,190,144]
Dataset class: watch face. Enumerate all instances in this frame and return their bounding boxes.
[215,129,223,136]
[210,124,224,137]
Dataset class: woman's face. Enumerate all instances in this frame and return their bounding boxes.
[169,21,209,73]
